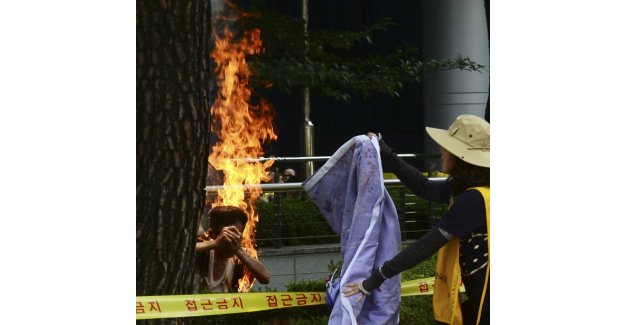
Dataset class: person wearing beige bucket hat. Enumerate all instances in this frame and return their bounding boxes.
[344,115,490,324]
[426,115,490,169]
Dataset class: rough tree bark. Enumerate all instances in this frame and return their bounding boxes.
[136,1,211,323]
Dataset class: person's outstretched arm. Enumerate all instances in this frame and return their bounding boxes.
[376,136,450,203]
[343,227,450,300]
[365,227,449,290]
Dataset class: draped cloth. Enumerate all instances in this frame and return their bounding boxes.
[303,135,401,325]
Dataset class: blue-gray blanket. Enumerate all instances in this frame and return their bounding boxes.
[303,135,401,325]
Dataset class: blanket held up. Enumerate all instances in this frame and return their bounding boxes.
[303,135,401,325]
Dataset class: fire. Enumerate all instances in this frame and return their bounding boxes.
[208,25,277,293]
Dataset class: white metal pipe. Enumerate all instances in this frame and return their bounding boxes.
[204,177,447,192]
[216,153,439,163]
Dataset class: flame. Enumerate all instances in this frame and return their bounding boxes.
[208,26,277,292]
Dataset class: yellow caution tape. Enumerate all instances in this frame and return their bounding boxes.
[400,276,465,297]
[136,292,325,320]
[136,277,465,319]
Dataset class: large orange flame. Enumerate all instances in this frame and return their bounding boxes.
[208,26,276,292]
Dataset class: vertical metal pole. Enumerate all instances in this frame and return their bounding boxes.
[301,118,314,178]
[300,0,315,178]
[274,190,283,248]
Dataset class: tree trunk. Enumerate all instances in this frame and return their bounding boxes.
[136,0,211,323]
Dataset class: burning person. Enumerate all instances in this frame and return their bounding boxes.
[194,206,271,293]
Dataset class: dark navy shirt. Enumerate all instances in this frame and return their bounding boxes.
[437,189,486,239]
[436,189,488,276]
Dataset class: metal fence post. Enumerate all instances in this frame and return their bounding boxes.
[398,188,407,241]
[274,190,283,248]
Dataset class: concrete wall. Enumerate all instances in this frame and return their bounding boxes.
[254,244,342,291]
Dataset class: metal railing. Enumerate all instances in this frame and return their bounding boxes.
[227,153,439,163]
[204,154,445,248]
[204,178,446,193]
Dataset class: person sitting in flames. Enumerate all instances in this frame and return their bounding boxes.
[194,206,271,293]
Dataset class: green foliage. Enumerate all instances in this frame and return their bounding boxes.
[389,188,448,240]
[399,295,435,325]
[402,253,438,280]
[397,254,438,324]
[236,11,485,101]
[254,188,449,247]
[289,316,331,325]
[327,259,343,274]
[286,278,326,292]
[255,196,338,247]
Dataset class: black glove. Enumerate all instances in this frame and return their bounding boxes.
[361,266,387,294]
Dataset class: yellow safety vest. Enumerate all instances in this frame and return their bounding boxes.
[433,187,490,325]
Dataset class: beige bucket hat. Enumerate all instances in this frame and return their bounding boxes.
[425,114,490,168]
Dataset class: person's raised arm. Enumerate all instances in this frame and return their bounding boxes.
[196,239,219,253]
[234,247,271,284]
[368,133,449,203]
[196,226,240,253]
